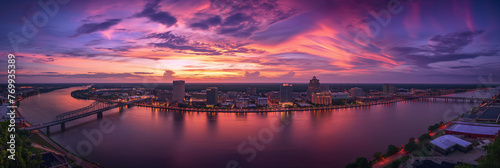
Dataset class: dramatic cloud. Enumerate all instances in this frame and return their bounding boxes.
[189,15,222,30]
[244,71,261,78]
[251,14,314,45]
[22,72,144,79]
[428,30,484,54]
[71,19,121,37]
[208,0,295,38]
[144,31,188,45]
[2,0,500,83]
[135,0,177,27]
[95,45,143,52]
[391,30,498,68]
[33,58,55,63]
[150,42,218,54]
[280,71,295,78]
[222,13,253,26]
[163,70,175,81]
[134,72,154,74]
[146,31,265,55]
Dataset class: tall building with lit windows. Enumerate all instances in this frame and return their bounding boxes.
[307,76,321,101]
[206,87,218,106]
[173,80,185,103]
[312,92,332,105]
[280,84,294,105]
[383,84,396,95]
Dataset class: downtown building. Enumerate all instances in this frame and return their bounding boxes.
[247,87,257,95]
[280,84,294,107]
[332,92,349,99]
[307,76,321,101]
[383,84,396,95]
[173,80,185,103]
[206,87,218,107]
[349,87,364,98]
[312,91,332,105]
[257,97,269,106]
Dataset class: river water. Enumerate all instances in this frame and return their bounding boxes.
[18,87,499,168]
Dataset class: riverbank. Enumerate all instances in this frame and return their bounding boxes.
[16,87,100,168]
[134,98,409,112]
[20,86,496,168]
[369,93,499,168]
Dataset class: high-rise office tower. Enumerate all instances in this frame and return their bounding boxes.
[173,80,185,103]
[307,76,321,101]
[383,84,395,95]
[280,84,294,103]
[206,87,218,106]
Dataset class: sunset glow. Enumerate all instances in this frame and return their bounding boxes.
[1,0,499,83]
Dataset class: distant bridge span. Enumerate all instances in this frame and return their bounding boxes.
[23,98,150,131]
[401,96,499,102]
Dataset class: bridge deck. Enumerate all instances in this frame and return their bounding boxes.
[23,98,149,131]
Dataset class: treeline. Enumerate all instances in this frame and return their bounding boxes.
[346,122,441,168]
[428,121,444,132]
[0,121,43,167]
[70,89,92,99]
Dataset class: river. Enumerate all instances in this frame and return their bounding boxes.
[18,86,499,168]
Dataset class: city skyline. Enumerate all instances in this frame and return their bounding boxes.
[2,1,500,168]
[1,0,500,84]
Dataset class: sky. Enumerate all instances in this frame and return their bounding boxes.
[1,0,499,84]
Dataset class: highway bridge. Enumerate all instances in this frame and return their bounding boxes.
[23,98,150,132]
[400,95,499,102]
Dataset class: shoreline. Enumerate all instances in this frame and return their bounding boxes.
[16,86,100,168]
[134,98,410,113]
[17,86,493,168]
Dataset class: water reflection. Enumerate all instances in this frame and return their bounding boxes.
[235,112,247,120]
[16,87,499,168]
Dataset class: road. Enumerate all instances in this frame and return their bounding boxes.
[372,122,451,168]
[33,130,101,168]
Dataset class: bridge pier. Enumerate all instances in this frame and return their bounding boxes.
[61,122,65,130]
[97,112,103,119]
[46,126,50,134]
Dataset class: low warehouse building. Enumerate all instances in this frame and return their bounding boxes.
[475,108,500,123]
[430,135,472,155]
[445,121,500,139]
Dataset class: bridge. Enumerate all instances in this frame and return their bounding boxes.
[400,95,499,102]
[23,98,150,132]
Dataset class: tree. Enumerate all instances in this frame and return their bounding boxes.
[428,123,441,132]
[386,145,399,156]
[390,159,401,168]
[404,141,418,153]
[355,157,370,168]
[418,133,432,142]
[0,121,43,168]
[373,152,383,161]
[346,163,357,168]
[478,137,500,168]
[455,163,475,168]
[428,125,435,132]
